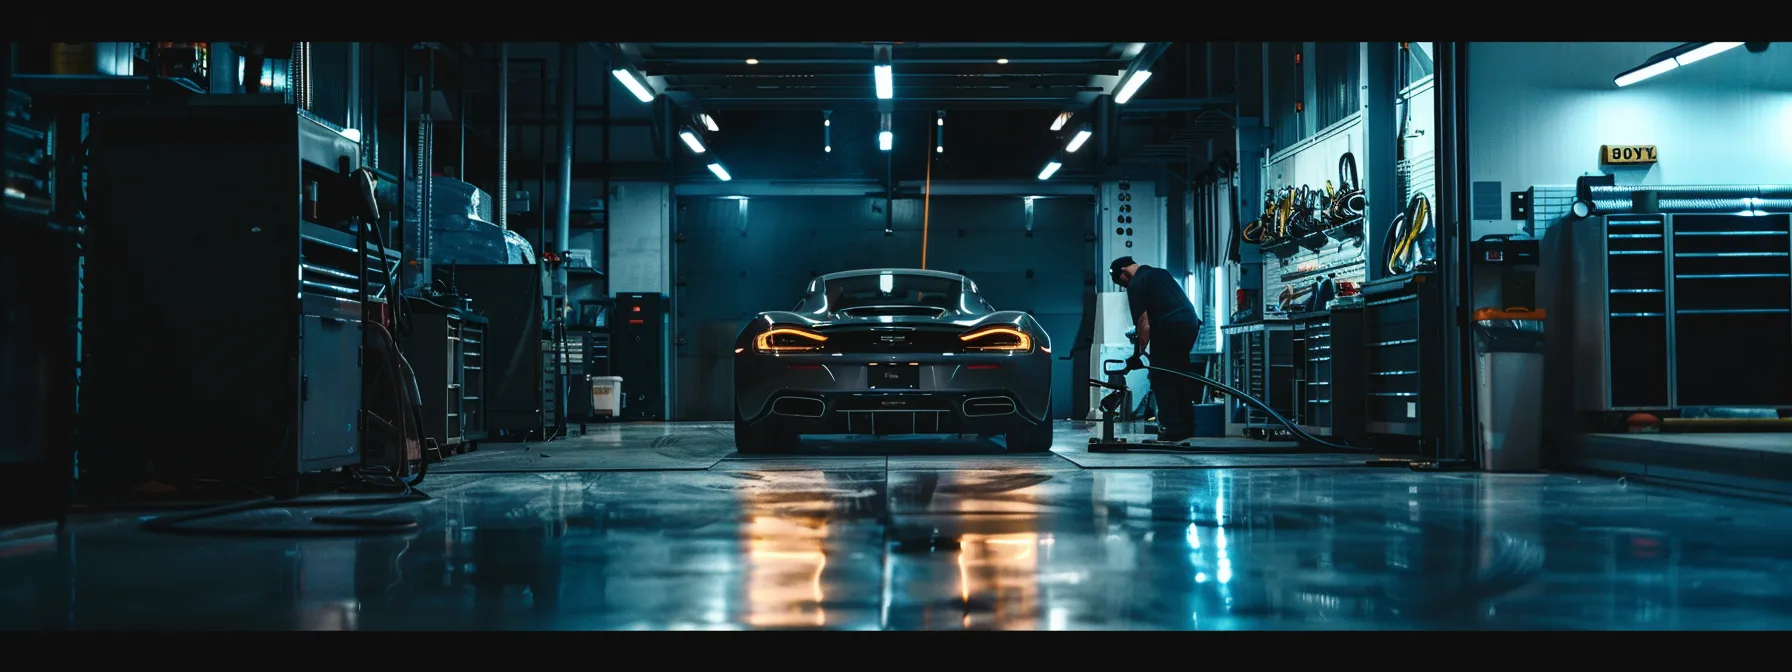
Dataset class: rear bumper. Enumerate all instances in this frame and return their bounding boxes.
[735,351,1052,434]
[752,390,1038,435]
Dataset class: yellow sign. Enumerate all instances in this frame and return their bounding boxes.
[1601,145,1658,165]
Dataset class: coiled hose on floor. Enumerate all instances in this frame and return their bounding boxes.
[140,490,430,538]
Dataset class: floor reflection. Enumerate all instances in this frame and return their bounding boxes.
[2,459,1791,630]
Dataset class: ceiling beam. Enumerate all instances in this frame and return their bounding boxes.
[642,60,1126,77]
[673,98,1089,112]
[665,73,1101,87]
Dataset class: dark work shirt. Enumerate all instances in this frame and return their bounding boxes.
[1126,265,1199,328]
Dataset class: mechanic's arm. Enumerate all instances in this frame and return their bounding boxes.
[1135,312,1151,357]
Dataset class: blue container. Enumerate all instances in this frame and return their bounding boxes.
[1193,403,1225,437]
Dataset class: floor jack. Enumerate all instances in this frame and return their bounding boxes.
[1085,359,1367,455]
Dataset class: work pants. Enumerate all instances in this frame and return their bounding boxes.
[1149,321,1200,437]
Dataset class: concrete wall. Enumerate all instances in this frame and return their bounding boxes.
[1466,42,1792,240]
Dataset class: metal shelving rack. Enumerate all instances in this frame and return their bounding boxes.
[1223,320,1298,438]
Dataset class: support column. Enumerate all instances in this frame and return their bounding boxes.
[1363,42,1399,282]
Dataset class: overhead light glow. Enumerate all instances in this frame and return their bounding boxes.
[824,119,831,126]
[1038,161,1062,180]
[700,113,719,132]
[997,58,1009,64]
[339,128,361,143]
[937,117,944,126]
[1114,70,1153,104]
[1051,112,1072,131]
[936,146,943,153]
[707,163,731,181]
[745,58,759,65]
[1066,128,1092,153]
[879,273,893,294]
[1673,42,1744,66]
[874,64,894,99]
[679,129,706,154]
[612,68,655,103]
[1614,58,1677,87]
[879,131,893,151]
[825,146,832,153]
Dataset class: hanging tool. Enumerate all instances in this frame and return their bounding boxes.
[1383,192,1432,276]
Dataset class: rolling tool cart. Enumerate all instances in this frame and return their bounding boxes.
[1289,307,1367,442]
[1360,271,1447,458]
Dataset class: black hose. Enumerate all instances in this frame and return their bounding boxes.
[1137,364,1366,452]
[140,491,429,538]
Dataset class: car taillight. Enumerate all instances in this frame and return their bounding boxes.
[958,326,1033,352]
[754,327,827,353]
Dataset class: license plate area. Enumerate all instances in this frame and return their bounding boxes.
[867,362,919,389]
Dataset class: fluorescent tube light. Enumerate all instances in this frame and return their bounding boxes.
[700,113,719,132]
[1038,160,1062,180]
[679,130,706,154]
[1674,42,1744,66]
[1114,70,1153,104]
[707,163,731,181]
[1066,128,1092,153]
[1051,112,1071,131]
[1614,59,1677,87]
[874,64,893,99]
[879,131,893,151]
[612,69,655,102]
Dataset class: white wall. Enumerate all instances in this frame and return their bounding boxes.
[1467,42,1792,239]
[1265,115,1366,191]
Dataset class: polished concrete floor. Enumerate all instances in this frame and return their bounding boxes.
[4,421,1792,630]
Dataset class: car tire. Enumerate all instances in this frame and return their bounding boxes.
[733,407,794,455]
[1004,403,1055,453]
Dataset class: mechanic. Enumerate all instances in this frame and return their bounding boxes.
[1110,256,1203,442]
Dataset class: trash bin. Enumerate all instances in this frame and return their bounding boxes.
[1474,309,1546,472]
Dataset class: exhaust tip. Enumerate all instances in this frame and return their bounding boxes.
[962,396,1016,417]
[772,396,825,418]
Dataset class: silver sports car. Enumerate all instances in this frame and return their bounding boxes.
[732,268,1054,454]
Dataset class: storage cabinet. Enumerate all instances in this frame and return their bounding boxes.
[1562,213,1792,412]
[1290,308,1366,440]
[1361,272,1444,453]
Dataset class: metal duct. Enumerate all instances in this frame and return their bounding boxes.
[555,42,575,259]
[1588,184,1792,199]
[498,43,509,231]
[1593,197,1792,214]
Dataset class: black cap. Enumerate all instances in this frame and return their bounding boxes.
[1109,256,1135,272]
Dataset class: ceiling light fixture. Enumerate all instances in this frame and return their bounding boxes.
[699,113,719,132]
[823,110,832,153]
[1614,42,1746,87]
[611,67,656,103]
[745,58,759,65]
[678,127,706,154]
[1066,124,1092,153]
[1051,112,1072,131]
[1038,159,1062,180]
[874,64,894,100]
[879,112,893,151]
[1113,69,1153,104]
[707,163,731,181]
[997,58,1009,64]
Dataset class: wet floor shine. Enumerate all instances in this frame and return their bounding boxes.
[3,423,1792,630]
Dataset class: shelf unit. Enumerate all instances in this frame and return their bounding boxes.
[1222,320,1298,437]
[1290,308,1366,439]
[402,308,487,454]
[1361,271,1445,455]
